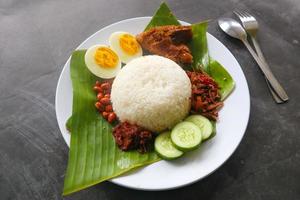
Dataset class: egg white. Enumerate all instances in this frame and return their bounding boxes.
[84,45,121,79]
[109,32,143,64]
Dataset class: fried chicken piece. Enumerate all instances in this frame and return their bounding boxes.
[136,25,193,64]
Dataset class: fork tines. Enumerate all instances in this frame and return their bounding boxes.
[234,10,253,19]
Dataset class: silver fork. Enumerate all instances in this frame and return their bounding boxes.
[234,10,289,103]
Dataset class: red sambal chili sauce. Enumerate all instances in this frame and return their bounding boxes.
[93,80,117,123]
[186,70,223,121]
[113,122,155,153]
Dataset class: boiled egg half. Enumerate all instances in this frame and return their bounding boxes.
[85,45,121,79]
[109,32,143,64]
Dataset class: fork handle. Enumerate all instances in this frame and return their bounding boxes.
[251,37,266,63]
[265,76,284,103]
[251,37,284,103]
[242,39,289,101]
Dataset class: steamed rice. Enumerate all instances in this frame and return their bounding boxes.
[111,55,191,132]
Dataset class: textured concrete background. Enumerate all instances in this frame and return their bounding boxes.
[0,0,299,199]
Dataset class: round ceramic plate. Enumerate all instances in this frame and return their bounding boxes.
[55,17,250,190]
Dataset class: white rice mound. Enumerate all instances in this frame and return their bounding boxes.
[111,55,191,132]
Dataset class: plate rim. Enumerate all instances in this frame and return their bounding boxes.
[55,16,250,191]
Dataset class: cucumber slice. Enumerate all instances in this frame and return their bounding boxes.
[185,115,213,140]
[155,131,183,160]
[171,122,202,151]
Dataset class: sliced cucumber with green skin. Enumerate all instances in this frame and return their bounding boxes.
[155,131,183,160]
[171,121,202,151]
[185,115,213,140]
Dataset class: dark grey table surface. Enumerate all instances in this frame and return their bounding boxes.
[1,0,300,199]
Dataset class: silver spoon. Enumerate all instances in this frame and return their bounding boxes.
[218,17,289,102]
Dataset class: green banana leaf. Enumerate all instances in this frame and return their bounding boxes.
[209,59,235,100]
[190,22,210,72]
[63,2,235,195]
[144,2,180,31]
[63,51,160,195]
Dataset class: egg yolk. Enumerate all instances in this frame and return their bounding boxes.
[119,34,140,55]
[94,47,119,68]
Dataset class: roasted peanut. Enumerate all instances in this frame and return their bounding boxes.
[108,112,116,123]
[100,83,110,90]
[97,93,104,100]
[102,111,109,119]
[95,102,102,110]
[100,97,110,105]
[93,86,102,92]
[105,105,113,112]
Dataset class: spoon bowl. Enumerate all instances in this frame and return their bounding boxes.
[218,18,247,41]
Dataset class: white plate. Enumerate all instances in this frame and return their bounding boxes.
[55,17,250,191]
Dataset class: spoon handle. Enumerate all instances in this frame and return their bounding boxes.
[251,37,284,103]
[242,40,289,101]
